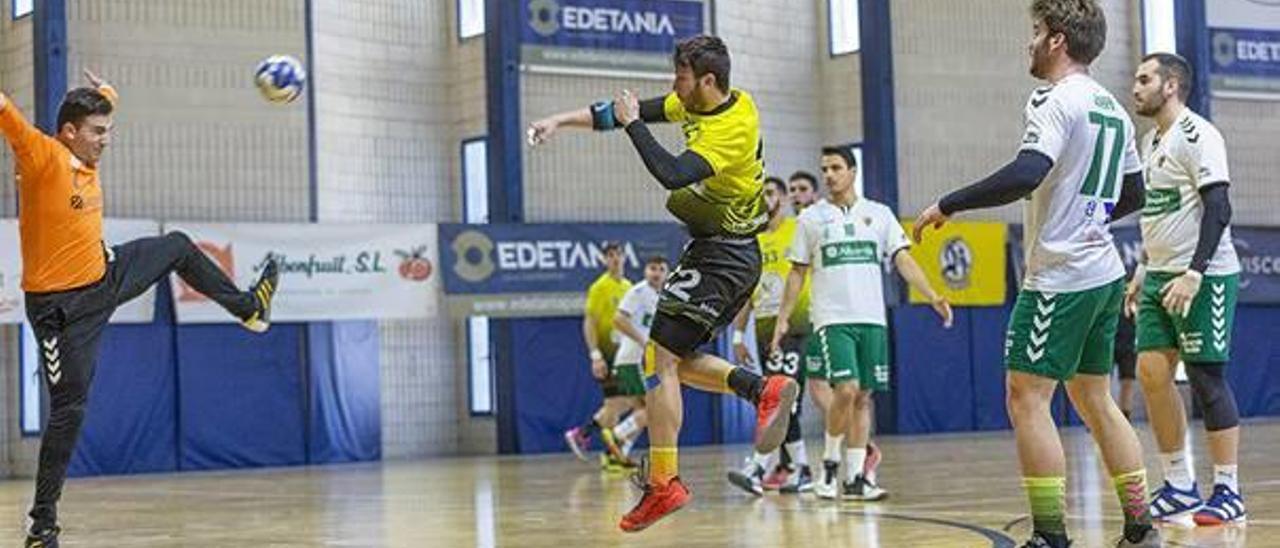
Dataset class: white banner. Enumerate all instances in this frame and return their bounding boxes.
[0,218,160,324]
[166,222,441,323]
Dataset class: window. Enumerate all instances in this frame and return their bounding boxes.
[462,136,493,415]
[1142,0,1177,54]
[468,316,494,415]
[829,0,861,56]
[20,324,42,435]
[462,137,489,224]
[458,0,485,40]
[12,0,33,19]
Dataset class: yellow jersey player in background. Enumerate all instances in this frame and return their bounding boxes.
[529,35,798,532]
[726,176,816,495]
[564,243,645,470]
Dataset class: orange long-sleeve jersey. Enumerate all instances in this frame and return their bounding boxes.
[0,86,116,293]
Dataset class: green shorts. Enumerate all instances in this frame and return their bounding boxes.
[1136,272,1238,362]
[811,324,889,391]
[610,362,646,397]
[804,335,826,380]
[1005,278,1124,381]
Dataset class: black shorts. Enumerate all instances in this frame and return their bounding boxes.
[759,330,807,382]
[650,236,761,358]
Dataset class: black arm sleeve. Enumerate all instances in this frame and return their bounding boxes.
[1109,171,1146,222]
[938,150,1053,215]
[639,97,667,124]
[1190,182,1232,273]
[624,121,714,190]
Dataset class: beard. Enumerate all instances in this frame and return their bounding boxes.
[1029,41,1051,79]
[1136,92,1167,117]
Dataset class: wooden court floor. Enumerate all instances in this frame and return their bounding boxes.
[0,420,1274,547]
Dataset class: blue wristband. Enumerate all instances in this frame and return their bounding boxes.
[590,101,618,131]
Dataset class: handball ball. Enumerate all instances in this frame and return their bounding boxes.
[254,55,307,104]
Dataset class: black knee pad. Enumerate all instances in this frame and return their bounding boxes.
[1187,362,1239,431]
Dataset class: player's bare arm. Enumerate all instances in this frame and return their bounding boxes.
[892,250,953,328]
[771,265,807,354]
[613,310,647,347]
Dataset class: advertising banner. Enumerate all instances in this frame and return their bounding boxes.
[167,223,440,323]
[439,223,688,317]
[521,0,708,76]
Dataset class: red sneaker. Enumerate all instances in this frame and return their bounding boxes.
[762,465,790,491]
[754,376,798,452]
[619,477,691,532]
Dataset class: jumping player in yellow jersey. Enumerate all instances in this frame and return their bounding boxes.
[529,35,798,532]
[563,243,644,469]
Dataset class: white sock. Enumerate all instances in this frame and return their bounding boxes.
[845,447,867,482]
[786,440,808,469]
[614,414,640,441]
[621,438,635,457]
[1162,451,1194,490]
[752,451,771,473]
[823,433,844,464]
[1214,464,1239,492]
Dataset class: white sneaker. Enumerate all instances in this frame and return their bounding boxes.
[842,475,888,501]
[814,460,839,500]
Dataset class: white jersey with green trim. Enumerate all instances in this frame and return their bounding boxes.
[614,282,660,365]
[788,198,909,330]
[1016,73,1140,293]
[1138,108,1240,275]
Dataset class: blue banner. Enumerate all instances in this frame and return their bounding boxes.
[439,223,689,316]
[1210,27,1280,96]
[521,0,706,74]
[523,0,703,52]
[1010,225,1280,304]
[1211,28,1280,77]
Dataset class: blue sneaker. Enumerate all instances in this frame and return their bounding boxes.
[1194,484,1246,525]
[1149,481,1202,521]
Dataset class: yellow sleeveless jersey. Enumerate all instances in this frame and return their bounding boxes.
[661,89,768,238]
[753,217,811,339]
[584,272,632,360]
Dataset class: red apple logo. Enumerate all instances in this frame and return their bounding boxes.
[395,246,433,282]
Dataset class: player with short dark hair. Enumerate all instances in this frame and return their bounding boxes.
[564,242,644,470]
[599,255,671,466]
[779,147,950,502]
[2,71,280,548]
[1131,51,1247,526]
[528,35,797,532]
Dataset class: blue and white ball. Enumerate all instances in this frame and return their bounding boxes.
[254,55,307,104]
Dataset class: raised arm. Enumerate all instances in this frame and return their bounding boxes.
[526,93,667,146]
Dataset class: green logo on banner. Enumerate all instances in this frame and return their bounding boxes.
[821,241,878,267]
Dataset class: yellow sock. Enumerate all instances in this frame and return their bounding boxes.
[650,446,678,485]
